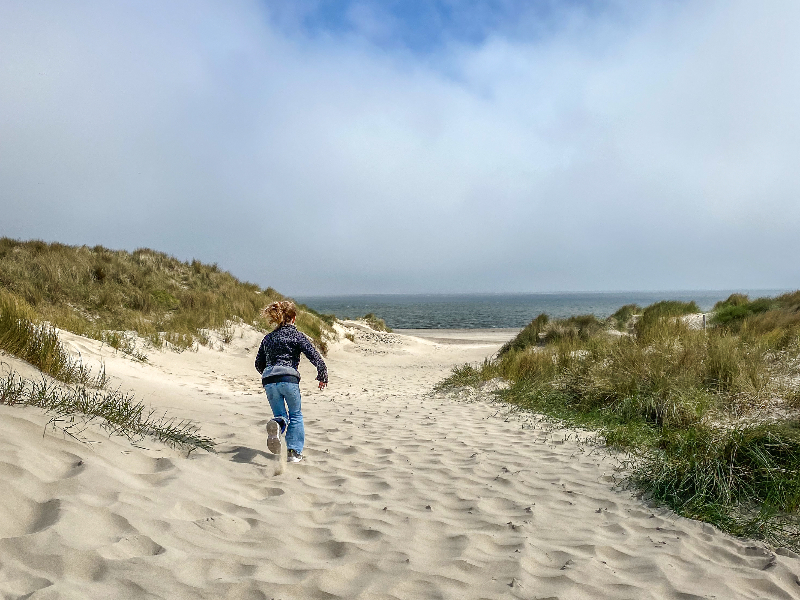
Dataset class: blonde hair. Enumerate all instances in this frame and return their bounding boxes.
[263,300,297,326]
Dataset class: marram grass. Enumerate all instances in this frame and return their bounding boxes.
[438,294,800,550]
[0,280,212,452]
[630,423,800,550]
[0,289,108,387]
[360,313,393,333]
[0,370,215,453]
[0,238,349,455]
[0,237,334,354]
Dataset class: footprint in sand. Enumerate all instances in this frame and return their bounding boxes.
[98,534,164,559]
[169,500,219,521]
[194,515,252,536]
[253,487,285,500]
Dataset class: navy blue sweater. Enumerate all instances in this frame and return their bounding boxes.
[254,324,328,383]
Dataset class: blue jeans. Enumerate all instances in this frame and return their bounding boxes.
[263,382,304,453]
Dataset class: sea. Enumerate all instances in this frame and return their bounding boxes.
[296,290,790,330]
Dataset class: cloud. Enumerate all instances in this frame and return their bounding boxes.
[1,0,798,294]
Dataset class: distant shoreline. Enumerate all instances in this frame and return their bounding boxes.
[299,290,791,330]
[395,328,521,345]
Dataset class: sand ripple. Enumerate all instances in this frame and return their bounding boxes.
[0,327,799,599]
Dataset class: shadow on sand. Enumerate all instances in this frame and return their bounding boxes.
[221,445,278,464]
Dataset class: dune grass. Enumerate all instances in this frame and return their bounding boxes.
[630,423,800,549]
[713,291,800,348]
[0,370,215,452]
[437,293,800,550]
[0,238,335,453]
[0,238,333,355]
[0,289,108,387]
[609,303,641,330]
[360,313,393,333]
[0,290,212,452]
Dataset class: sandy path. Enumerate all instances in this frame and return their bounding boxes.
[0,325,799,599]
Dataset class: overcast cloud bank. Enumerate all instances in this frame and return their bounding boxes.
[1,1,798,294]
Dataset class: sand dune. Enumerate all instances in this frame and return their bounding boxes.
[1,324,799,599]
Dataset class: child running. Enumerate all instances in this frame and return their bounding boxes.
[254,301,328,463]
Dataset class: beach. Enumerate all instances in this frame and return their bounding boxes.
[1,324,799,600]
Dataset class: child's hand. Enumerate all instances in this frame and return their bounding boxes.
[318,381,327,390]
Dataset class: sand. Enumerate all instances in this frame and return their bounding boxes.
[1,323,799,599]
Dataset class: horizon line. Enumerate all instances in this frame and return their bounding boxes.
[293,288,794,298]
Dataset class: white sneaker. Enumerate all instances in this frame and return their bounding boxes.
[287,449,303,463]
[266,419,284,455]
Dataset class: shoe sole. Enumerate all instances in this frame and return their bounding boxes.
[266,420,282,454]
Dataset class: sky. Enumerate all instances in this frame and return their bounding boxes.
[1,0,799,295]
